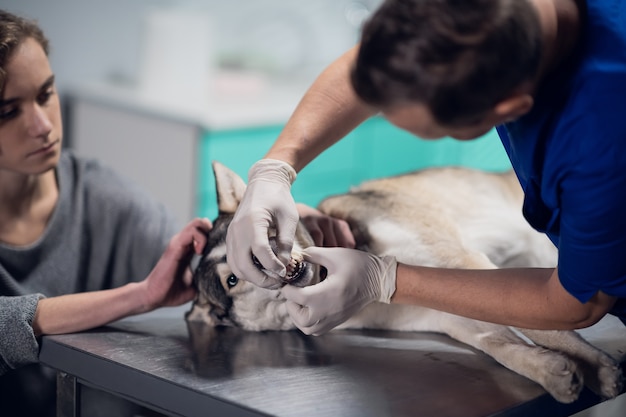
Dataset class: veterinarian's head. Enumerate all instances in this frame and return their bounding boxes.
[352,0,541,140]
[0,10,62,176]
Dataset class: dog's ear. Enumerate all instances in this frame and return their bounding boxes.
[212,161,247,214]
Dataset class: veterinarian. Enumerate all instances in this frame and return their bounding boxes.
[0,10,355,415]
[226,0,626,336]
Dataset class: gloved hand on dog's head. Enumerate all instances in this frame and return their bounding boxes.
[282,246,397,335]
[226,159,298,289]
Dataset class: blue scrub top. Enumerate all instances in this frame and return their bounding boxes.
[496,0,626,320]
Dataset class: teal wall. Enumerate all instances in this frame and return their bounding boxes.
[197,117,511,219]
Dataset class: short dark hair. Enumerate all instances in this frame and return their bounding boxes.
[0,10,49,96]
[352,0,542,126]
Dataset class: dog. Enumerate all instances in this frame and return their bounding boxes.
[186,161,624,404]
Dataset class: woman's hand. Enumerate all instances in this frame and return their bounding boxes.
[296,204,356,248]
[140,217,212,310]
[33,218,213,336]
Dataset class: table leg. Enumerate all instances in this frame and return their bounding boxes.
[57,372,81,417]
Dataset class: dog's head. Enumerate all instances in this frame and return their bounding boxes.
[186,161,326,331]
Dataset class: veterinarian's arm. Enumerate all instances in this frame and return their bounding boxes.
[32,218,211,336]
[226,46,375,288]
[264,45,377,171]
[283,248,616,334]
[393,264,616,330]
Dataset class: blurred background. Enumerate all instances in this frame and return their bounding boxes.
[0,4,621,416]
[5,0,379,92]
[1,0,510,226]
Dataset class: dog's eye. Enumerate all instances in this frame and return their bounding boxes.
[226,274,238,288]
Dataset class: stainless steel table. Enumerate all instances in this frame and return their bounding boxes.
[39,304,626,417]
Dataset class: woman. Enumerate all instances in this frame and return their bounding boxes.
[0,9,215,415]
[0,10,354,415]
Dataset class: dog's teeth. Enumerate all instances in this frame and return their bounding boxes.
[284,258,303,281]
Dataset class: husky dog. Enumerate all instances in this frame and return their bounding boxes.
[186,161,623,404]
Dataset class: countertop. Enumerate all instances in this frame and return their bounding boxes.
[39,304,626,417]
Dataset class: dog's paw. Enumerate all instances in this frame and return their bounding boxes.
[539,352,584,403]
[583,353,623,399]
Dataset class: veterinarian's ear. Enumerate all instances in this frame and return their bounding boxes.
[212,161,247,214]
[493,93,534,123]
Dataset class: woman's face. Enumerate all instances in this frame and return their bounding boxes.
[0,37,62,175]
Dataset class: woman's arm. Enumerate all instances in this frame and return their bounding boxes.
[32,218,211,336]
[296,203,355,248]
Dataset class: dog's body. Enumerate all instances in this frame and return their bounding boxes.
[187,161,623,404]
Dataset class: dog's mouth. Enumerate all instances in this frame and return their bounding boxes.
[285,257,305,282]
[283,255,311,286]
[251,237,328,286]
[284,257,327,286]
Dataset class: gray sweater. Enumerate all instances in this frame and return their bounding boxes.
[0,152,179,413]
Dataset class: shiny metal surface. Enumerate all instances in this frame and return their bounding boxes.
[40,305,626,417]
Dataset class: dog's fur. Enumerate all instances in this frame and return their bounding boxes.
[186,161,623,404]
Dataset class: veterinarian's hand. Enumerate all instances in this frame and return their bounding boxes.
[283,247,397,335]
[226,159,298,289]
[296,204,356,248]
[140,218,212,310]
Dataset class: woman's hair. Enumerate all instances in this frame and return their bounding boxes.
[0,10,49,95]
[352,0,542,127]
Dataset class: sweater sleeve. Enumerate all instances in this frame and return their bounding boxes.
[0,294,45,376]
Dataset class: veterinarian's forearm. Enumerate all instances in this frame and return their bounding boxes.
[392,265,613,330]
[266,46,376,172]
[32,282,148,336]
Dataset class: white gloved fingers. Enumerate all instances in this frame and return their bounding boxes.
[225,158,299,289]
[282,283,332,329]
[275,214,299,267]
[281,284,314,311]
[250,233,287,279]
[227,222,283,289]
[301,246,342,270]
[285,299,316,334]
[284,246,398,334]
[275,203,299,268]
[282,275,348,335]
[305,313,346,336]
[228,253,283,290]
[285,298,335,336]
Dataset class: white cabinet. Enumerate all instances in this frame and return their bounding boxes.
[69,95,201,225]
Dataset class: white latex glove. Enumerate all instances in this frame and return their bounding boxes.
[226,159,299,289]
[282,246,397,335]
